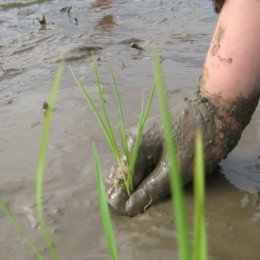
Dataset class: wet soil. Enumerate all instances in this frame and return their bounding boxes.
[0,0,259,259]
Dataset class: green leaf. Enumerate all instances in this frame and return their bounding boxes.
[36,63,64,260]
[152,49,191,260]
[0,201,44,260]
[193,130,207,260]
[93,144,118,260]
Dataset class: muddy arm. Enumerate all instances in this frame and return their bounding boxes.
[108,89,259,216]
[107,0,260,216]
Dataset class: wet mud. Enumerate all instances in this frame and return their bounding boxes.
[0,0,260,259]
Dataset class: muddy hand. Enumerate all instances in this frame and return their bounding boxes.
[107,89,259,216]
[106,123,164,215]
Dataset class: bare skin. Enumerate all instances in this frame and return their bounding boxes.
[107,0,260,216]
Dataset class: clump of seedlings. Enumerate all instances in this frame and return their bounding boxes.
[70,55,155,197]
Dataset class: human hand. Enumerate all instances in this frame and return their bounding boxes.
[106,90,257,216]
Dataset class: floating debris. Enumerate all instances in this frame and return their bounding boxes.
[60,6,72,15]
[130,42,143,51]
[37,15,46,25]
[42,101,49,116]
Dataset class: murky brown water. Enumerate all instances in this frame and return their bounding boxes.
[0,0,259,259]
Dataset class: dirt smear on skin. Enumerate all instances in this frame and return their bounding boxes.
[210,24,225,56]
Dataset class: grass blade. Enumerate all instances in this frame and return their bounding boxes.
[91,54,119,159]
[36,63,64,260]
[111,68,129,164]
[193,130,207,260]
[69,67,119,161]
[152,49,191,260]
[70,66,129,196]
[93,144,118,260]
[0,201,44,260]
[129,80,156,175]
[140,79,156,126]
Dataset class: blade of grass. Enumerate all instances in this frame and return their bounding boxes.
[70,66,130,196]
[140,79,156,127]
[193,130,207,260]
[129,81,156,177]
[111,68,129,164]
[36,63,64,260]
[152,49,191,260]
[93,144,118,260]
[69,67,119,160]
[127,92,145,193]
[91,54,119,160]
[91,56,132,195]
[0,201,45,260]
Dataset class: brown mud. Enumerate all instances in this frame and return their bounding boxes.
[0,0,260,259]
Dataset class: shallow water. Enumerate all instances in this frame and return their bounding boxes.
[0,0,259,259]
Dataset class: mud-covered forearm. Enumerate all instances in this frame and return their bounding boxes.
[107,0,260,216]
[107,88,259,216]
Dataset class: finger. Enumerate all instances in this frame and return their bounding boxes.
[130,122,164,187]
[107,186,128,215]
[126,154,170,216]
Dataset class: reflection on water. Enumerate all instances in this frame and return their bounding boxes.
[0,0,259,259]
[98,14,116,29]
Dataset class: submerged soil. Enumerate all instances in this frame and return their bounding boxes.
[0,0,259,259]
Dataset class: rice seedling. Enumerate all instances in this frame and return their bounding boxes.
[193,130,207,260]
[93,144,118,260]
[0,201,44,260]
[0,63,63,259]
[35,62,64,260]
[152,49,207,260]
[70,54,155,197]
[152,49,191,260]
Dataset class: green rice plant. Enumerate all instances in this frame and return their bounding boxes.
[0,64,63,259]
[93,144,118,260]
[35,63,64,260]
[193,130,207,260]
[0,201,44,260]
[70,54,155,196]
[153,49,207,260]
[152,49,191,260]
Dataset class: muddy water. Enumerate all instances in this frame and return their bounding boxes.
[0,0,259,259]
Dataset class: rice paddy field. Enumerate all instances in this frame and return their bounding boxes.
[0,0,260,259]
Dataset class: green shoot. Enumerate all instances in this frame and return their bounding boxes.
[111,68,129,165]
[70,65,129,196]
[152,49,191,260]
[93,145,118,260]
[70,66,120,162]
[193,130,207,260]
[70,57,155,197]
[0,200,44,260]
[128,80,156,192]
[36,63,64,260]
[92,55,120,162]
